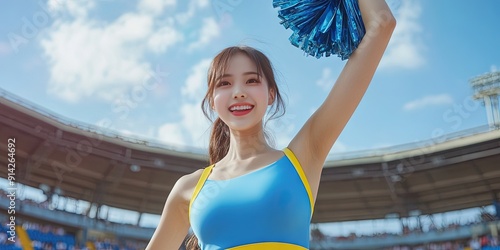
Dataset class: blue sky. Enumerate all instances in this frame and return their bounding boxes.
[1,0,500,155]
[1,0,500,236]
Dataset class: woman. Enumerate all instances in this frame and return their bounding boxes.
[146,1,395,249]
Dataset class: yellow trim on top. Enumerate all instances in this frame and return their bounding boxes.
[282,147,315,217]
[189,165,214,219]
[228,242,307,250]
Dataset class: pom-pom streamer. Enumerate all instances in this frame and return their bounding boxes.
[273,0,366,60]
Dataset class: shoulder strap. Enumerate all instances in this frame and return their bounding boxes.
[189,165,214,219]
[282,147,315,218]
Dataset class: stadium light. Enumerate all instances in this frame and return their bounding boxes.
[130,164,141,172]
[352,168,364,177]
[469,70,500,129]
[409,209,421,217]
[54,186,63,195]
[153,158,165,167]
[385,213,400,219]
[39,183,50,193]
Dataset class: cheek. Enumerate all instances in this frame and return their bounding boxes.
[252,87,270,103]
[212,92,227,110]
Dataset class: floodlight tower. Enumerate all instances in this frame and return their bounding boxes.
[469,70,500,129]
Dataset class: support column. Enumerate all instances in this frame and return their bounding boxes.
[494,192,500,220]
[137,213,143,226]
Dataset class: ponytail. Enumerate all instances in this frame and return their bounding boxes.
[208,117,230,165]
[185,234,200,250]
[185,118,230,250]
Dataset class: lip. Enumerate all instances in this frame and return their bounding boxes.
[231,108,253,116]
[228,103,254,117]
[228,102,255,111]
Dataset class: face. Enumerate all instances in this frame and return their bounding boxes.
[212,53,275,132]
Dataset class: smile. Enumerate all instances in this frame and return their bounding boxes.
[229,105,254,111]
[230,106,254,116]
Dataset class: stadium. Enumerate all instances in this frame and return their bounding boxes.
[1,68,500,250]
[2,0,500,249]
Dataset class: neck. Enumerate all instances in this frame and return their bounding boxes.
[226,125,273,161]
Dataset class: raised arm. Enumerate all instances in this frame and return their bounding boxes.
[289,0,396,181]
[145,173,195,250]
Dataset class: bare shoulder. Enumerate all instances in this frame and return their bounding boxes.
[145,168,205,250]
[175,168,205,203]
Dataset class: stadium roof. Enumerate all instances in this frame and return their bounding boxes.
[315,128,500,222]
[1,90,499,223]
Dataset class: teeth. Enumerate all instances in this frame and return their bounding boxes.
[230,105,253,111]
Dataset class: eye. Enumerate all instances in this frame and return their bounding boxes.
[217,81,230,87]
[247,78,260,84]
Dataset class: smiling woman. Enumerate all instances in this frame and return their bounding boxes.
[200,46,286,165]
[145,1,396,249]
[211,52,278,134]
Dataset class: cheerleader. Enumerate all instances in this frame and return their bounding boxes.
[146,1,395,249]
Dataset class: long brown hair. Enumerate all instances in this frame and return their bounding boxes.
[185,46,286,249]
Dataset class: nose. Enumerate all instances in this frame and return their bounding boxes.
[234,93,246,99]
[233,85,247,99]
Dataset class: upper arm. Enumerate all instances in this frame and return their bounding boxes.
[145,174,194,250]
[289,0,396,174]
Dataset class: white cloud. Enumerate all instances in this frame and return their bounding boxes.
[147,25,184,53]
[40,0,222,103]
[180,103,213,146]
[403,94,453,111]
[181,59,211,100]
[325,140,350,161]
[40,2,184,103]
[157,59,212,149]
[266,113,298,149]
[158,123,186,146]
[110,13,154,41]
[370,142,395,149]
[187,17,220,51]
[380,0,425,70]
[118,129,135,137]
[331,140,348,153]
[316,67,340,91]
[138,0,176,16]
[268,123,293,149]
[41,19,153,103]
[195,0,209,8]
[491,65,498,72]
[47,0,96,19]
[118,121,157,140]
[175,0,210,24]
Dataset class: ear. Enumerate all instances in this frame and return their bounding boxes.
[268,88,276,105]
[209,99,215,110]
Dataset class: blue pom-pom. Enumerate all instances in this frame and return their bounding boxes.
[273,0,366,60]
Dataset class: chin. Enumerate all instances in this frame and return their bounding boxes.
[223,111,266,130]
[226,120,261,132]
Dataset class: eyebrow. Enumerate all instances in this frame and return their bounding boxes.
[217,71,260,80]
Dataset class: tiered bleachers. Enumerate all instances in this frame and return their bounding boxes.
[0,195,147,250]
[383,232,500,249]
[0,221,147,250]
[91,238,145,250]
[0,222,73,250]
[0,227,22,250]
[0,243,22,250]
[25,229,75,250]
[310,213,500,250]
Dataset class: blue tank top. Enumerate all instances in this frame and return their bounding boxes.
[189,147,315,250]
